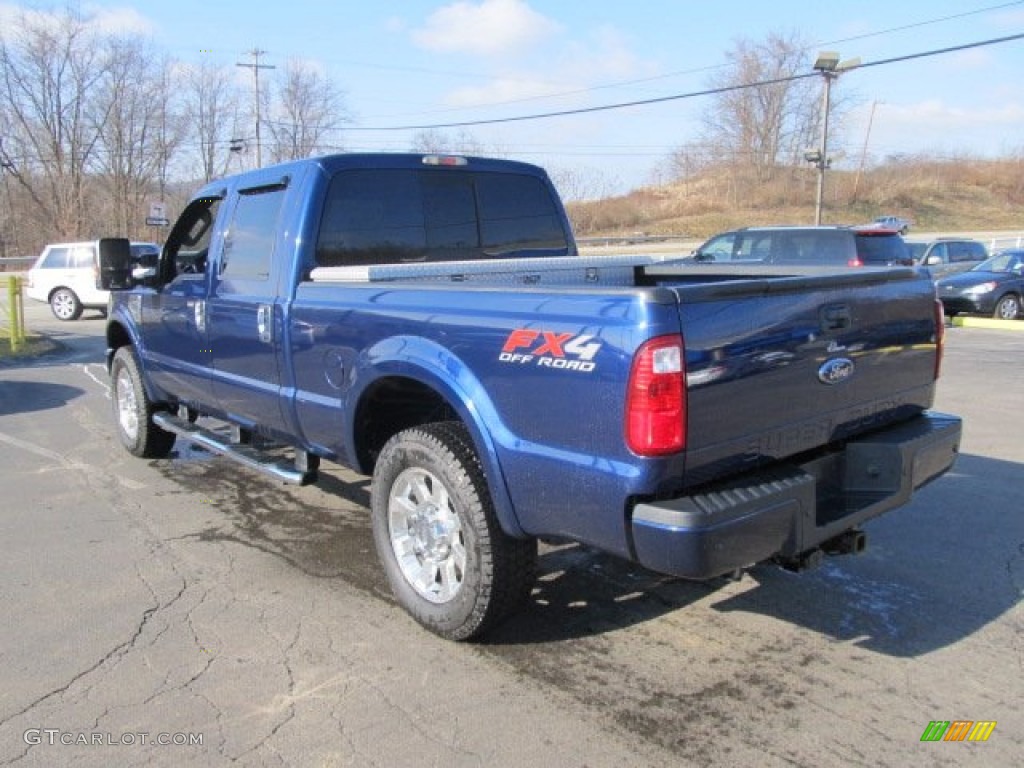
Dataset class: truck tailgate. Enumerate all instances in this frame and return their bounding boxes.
[644,265,942,488]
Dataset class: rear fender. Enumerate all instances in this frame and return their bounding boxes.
[348,335,524,538]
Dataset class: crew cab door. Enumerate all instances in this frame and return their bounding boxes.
[141,195,222,407]
[207,176,291,435]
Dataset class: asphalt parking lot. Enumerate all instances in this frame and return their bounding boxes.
[0,300,1021,767]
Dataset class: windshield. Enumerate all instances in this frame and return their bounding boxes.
[973,252,1024,273]
[905,242,927,262]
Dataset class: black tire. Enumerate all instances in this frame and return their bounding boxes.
[371,422,537,641]
[992,293,1021,320]
[50,287,83,321]
[110,347,176,458]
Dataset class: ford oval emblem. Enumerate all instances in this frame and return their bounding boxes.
[818,357,855,385]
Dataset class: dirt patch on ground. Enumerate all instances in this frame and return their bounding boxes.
[0,334,65,363]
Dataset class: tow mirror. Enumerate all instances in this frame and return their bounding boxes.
[98,237,133,290]
[925,254,942,266]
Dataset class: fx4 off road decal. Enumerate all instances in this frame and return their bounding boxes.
[499,329,601,373]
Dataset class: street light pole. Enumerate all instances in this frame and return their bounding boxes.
[811,51,859,226]
[814,69,834,226]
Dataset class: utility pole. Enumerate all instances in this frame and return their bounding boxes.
[236,48,275,168]
[852,100,879,203]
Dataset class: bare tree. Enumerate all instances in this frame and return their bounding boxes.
[409,129,490,156]
[0,8,107,238]
[701,31,819,182]
[265,60,350,162]
[548,165,619,203]
[182,61,241,182]
[149,59,187,206]
[94,41,185,237]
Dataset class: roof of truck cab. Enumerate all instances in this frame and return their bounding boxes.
[187,152,554,205]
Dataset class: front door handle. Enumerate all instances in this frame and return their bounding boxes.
[257,304,273,343]
[191,299,206,333]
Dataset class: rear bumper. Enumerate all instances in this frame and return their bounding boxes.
[630,412,961,579]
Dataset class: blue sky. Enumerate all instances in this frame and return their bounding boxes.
[5,1,1024,191]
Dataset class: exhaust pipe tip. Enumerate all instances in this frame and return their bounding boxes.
[824,529,867,556]
[778,548,825,573]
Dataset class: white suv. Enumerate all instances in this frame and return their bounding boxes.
[26,241,159,320]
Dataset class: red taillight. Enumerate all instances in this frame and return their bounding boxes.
[847,257,864,267]
[625,335,686,456]
[934,297,945,380]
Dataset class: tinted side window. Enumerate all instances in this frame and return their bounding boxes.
[697,233,736,260]
[40,247,70,269]
[774,230,851,264]
[222,188,286,281]
[737,233,772,260]
[950,242,985,263]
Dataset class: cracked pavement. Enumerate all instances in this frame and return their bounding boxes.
[0,303,1020,767]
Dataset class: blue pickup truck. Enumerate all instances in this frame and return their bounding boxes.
[99,153,961,640]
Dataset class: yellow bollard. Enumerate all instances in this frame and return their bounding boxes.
[15,276,25,345]
[6,275,21,352]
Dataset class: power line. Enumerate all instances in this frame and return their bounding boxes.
[346,32,1024,132]
[352,1,1024,122]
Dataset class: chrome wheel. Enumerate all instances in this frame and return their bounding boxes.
[388,467,467,604]
[115,366,140,441]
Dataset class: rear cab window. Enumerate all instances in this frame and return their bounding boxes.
[315,169,570,267]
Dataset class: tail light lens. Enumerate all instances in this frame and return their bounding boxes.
[934,297,945,380]
[625,335,686,456]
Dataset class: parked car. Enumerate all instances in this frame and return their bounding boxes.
[872,215,911,234]
[692,225,912,267]
[935,250,1024,320]
[26,240,160,320]
[905,238,988,279]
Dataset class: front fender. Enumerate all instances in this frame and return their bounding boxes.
[104,298,166,404]
[347,335,524,538]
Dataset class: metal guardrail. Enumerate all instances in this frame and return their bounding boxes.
[0,256,35,274]
[987,235,1024,252]
[577,234,691,247]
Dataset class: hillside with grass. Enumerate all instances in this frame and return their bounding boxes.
[566,156,1024,239]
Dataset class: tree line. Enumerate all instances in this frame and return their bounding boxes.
[1,9,844,257]
[0,8,349,256]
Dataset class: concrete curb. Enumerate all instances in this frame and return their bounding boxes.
[952,316,1024,330]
